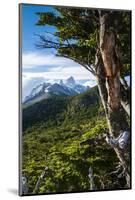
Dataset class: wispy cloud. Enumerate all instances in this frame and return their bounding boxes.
[22,67,94,80]
[22,51,96,100]
[22,51,95,79]
[22,52,81,69]
[22,76,46,100]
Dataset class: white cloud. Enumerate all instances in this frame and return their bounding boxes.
[22,52,96,100]
[22,52,81,69]
[23,72,91,81]
[22,66,95,80]
[22,51,96,80]
[22,75,46,100]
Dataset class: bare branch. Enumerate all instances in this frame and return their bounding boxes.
[34,33,68,49]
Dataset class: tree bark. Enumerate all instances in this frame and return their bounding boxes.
[96,11,131,187]
[120,83,130,116]
[120,77,129,90]
[121,100,130,116]
[88,167,96,190]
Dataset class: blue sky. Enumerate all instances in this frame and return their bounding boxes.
[21,4,96,99]
[22,4,57,52]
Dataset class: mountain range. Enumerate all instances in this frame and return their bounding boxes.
[24,76,90,104]
[23,85,100,131]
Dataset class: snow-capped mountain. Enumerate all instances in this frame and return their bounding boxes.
[65,76,76,87]
[24,76,90,104]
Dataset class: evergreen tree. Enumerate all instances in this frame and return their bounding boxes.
[35,7,131,187]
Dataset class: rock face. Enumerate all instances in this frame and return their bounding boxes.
[66,76,76,87]
[24,76,90,104]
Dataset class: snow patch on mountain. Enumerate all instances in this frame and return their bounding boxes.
[24,76,90,104]
[83,80,97,88]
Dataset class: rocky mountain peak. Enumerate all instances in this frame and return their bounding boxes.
[66,76,76,86]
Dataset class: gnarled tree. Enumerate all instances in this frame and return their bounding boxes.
[35,7,131,188]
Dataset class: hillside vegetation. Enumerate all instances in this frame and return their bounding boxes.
[22,87,125,194]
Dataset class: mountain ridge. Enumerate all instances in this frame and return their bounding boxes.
[23,86,99,131]
[24,76,90,104]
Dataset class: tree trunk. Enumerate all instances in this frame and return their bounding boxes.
[33,167,49,194]
[120,83,130,116]
[120,77,129,90]
[121,100,130,116]
[95,49,108,114]
[88,167,96,190]
[97,72,130,188]
[97,11,131,187]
